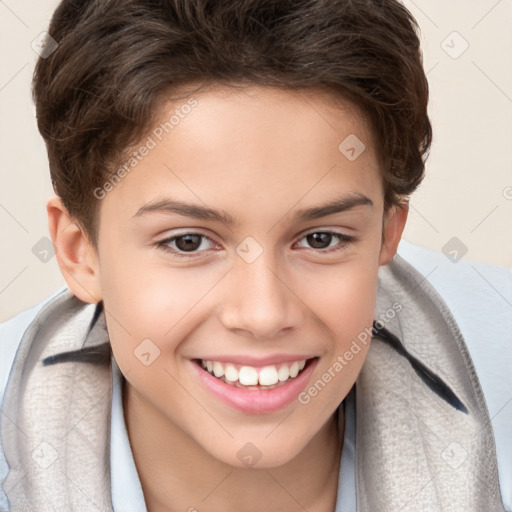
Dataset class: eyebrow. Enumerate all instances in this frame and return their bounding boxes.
[132,193,373,225]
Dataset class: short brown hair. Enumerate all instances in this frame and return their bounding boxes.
[33,0,432,246]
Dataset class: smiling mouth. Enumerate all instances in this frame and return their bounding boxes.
[194,358,317,390]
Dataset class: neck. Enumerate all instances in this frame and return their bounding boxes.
[123,381,345,512]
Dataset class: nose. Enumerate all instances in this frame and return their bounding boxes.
[218,252,305,339]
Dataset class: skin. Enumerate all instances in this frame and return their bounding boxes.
[47,85,408,511]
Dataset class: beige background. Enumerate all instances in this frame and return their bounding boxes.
[1,0,511,322]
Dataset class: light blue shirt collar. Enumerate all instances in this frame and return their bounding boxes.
[110,358,148,511]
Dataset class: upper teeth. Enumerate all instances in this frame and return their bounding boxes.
[201,359,307,386]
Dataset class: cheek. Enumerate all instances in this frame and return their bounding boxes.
[296,254,379,387]
[97,250,222,375]
[300,254,379,334]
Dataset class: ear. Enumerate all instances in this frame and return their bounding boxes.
[47,195,102,303]
[378,202,409,266]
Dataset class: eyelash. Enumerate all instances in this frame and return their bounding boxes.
[155,230,355,259]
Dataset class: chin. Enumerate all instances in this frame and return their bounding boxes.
[201,431,312,470]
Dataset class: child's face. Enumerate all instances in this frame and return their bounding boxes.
[87,85,405,467]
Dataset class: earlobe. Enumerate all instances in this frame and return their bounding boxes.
[378,202,409,266]
[47,195,102,303]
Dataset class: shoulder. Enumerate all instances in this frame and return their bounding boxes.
[396,239,511,367]
[0,286,70,510]
[397,239,511,303]
[396,240,512,510]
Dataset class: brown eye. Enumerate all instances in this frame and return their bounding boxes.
[156,232,217,258]
[306,232,333,249]
[295,230,354,253]
[175,234,203,252]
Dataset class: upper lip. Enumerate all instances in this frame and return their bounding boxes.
[194,354,316,367]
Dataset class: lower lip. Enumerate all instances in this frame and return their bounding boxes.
[191,359,318,414]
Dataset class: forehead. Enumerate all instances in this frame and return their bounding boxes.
[99,85,382,225]
[155,84,375,160]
